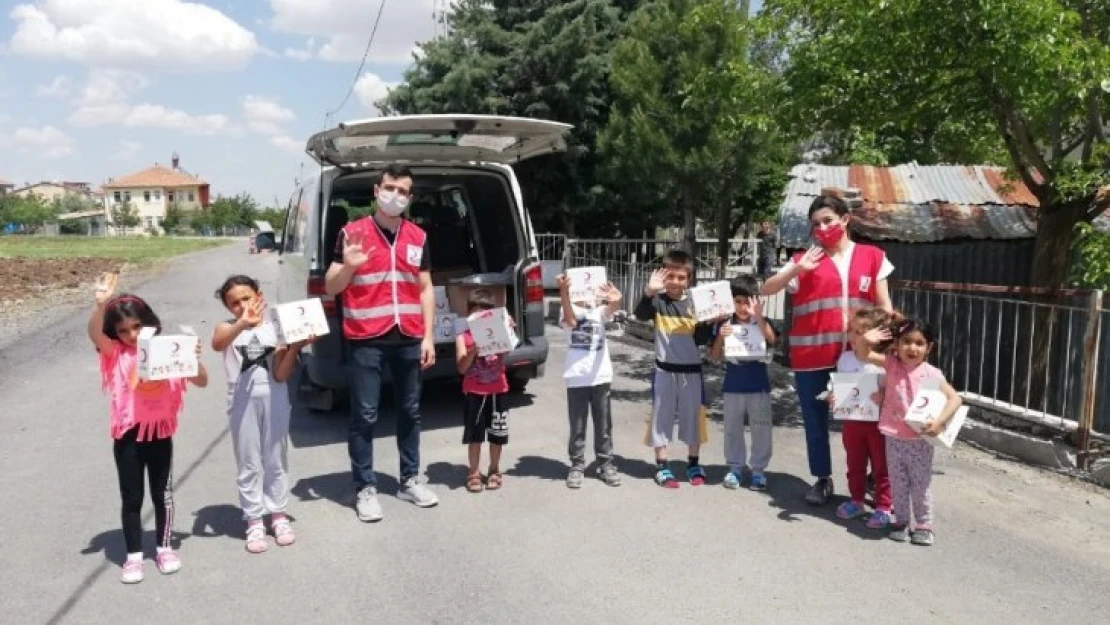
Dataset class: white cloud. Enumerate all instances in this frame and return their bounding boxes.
[270,135,303,154]
[125,104,229,134]
[1,125,76,159]
[268,0,441,65]
[284,38,316,61]
[115,139,142,160]
[66,71,228,134]
[9,0,259,72]
[353,72,396,116]
[36,75,73,98]
[243,95,296,135]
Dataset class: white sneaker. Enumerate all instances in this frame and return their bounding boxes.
[121,558,144,584]
[397,477,439,508]
[355,486,383,522]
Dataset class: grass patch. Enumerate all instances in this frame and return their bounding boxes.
[0,235,227,263]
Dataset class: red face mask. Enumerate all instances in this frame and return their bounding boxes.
[812,221,845,248]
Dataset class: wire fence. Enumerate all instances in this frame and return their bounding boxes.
[541,232,1108,462]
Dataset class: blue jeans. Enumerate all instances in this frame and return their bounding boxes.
[794,369,834,479]
[347,341,423,489]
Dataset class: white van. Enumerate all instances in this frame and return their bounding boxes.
[276,114,572,411]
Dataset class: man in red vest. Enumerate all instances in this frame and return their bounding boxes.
[325,164,439,522]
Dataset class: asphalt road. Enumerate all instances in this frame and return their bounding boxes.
[2,244,1109,625]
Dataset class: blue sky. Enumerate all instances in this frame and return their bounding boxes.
[0,0,444,206]
[0,1,763,206]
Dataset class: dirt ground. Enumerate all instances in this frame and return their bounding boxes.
[0,257,148,349]
[0,257,125,304]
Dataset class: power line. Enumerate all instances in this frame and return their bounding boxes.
[324,0,388,126]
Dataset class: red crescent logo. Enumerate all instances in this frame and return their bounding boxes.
[851,387,860,398]
[584,271,591,282]
[739,327,748,337]
[298,306,305,316]
[140,348,147,363]
[915,396,929,409]
[486,328,494,338]
[172,341,180,354]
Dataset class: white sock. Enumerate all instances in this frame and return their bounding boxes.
[127,552,143,562]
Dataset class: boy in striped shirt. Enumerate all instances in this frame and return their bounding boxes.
[634,250,727,488]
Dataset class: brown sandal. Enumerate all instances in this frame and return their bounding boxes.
[486,472,503,490]
[466,473,484,493]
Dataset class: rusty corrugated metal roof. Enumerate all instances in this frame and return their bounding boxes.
[778,163,1042,247]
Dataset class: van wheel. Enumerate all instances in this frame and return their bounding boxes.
[508,375,529,394]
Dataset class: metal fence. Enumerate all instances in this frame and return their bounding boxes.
[547,233,788,326]
[888,281,1106,460]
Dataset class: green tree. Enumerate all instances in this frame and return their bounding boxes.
[110,201,141,234]
[763,0,1110,287]
[162,204,185,233]
[257,207,287,231]
[383,0,647,236]
[0,194,55,230]
[600,0,788,257]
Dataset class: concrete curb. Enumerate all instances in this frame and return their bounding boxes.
[561,308,1109,487]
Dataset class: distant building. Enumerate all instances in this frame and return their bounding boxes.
[10,181,97,204]
[0,179,14,195]
[102,152,210,232]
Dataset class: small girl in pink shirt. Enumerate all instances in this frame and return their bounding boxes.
[869,318,961,546]
[455,290,512,494]
[88,273,208,584]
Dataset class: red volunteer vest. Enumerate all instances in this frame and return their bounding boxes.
[789,244,885,371]
[341,217,427,340]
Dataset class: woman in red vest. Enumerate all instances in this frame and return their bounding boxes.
[762,194,893,506]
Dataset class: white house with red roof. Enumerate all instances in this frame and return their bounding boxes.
[102,153,210,232]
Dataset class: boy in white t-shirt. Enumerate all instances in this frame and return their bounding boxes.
[557,273,623,489]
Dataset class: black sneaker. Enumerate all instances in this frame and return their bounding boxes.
[805,477,834,506]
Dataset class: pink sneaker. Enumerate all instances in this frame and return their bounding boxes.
[155,549,182,575]
[272,515,296,547]
[245,521,269,554]
[121,558,144,584]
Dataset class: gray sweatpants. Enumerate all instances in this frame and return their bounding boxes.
[650,369,703,447]
[228,378,291,520]
[567,384,614,469]
[723,392,773,472]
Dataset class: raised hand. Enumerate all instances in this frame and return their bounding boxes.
[797,247,826,273]
[719,323,734,337]
[556,273,570,293]
[863,327,892,345]
[94,272,119,305]
[645,268,667,296]
[343,233,373,268]
[600,282,622,304]
[750,296,764,319]
[240,298,266,327]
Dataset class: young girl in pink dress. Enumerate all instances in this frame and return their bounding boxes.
[88,273,208,584]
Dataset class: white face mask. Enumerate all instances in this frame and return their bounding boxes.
[376,190,410,217]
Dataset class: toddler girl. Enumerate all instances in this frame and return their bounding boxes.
[873,318,962,546]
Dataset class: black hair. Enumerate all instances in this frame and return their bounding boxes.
[807,194,850,219]
[894,317,936,346]
[466,289,497,313]
[215,275,261,304]
[730,275,760,298]
[103,293,161,340]
[662,249,693,275]
[377,164,414,187]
